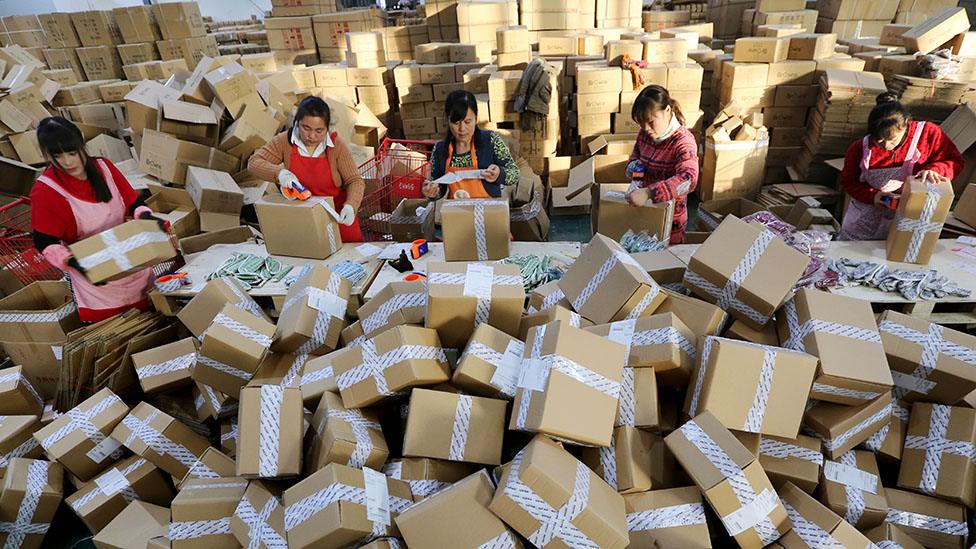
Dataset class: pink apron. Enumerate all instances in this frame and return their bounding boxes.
[37,159,154,313]
[839,121,926,241]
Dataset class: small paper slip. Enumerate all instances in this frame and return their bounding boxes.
[86,436,123,463]
[51,346,62,360]
[517,358,550,392]
[824,460,878,494]
[433,170,483,185]
[95,467,130,498]
[954,247,976,261]
[377,243,411,260]
[490,340,525,390]
[355,243,382,257]
[463,264,494,298]
[189,281,207,294]
[958,235,976,246]
[607,319,636,355]
[890,371,935,395]
[307,287,348,319]
[956,261,976,276]
[363,466,391,526]
[720,489,779,536]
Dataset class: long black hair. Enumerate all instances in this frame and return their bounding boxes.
[631,85,685,126]
[290,96,331,143]
[443,89,479,145]
[36,116,111,202]
[868,91,910,142]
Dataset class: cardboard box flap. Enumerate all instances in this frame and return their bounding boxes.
[161,99,218,125]
[665,411,754,491]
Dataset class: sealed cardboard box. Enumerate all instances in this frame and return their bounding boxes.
[897,403,976,508]
[39,13,81,48]
[306,390,387,471]
[886,175,953,264]
[758,434,823,493]
[67,218,174,285]
[884,487,968,549]
[684,216,808,329]
[657,289,729,340]
[332,325,449,408]
[803,391,893,459]
[92,501,169,549]
[33,388,128,481]
[73,11,122,47]
[510,320,626,446]
[665,411,791,547]
[131,337,196,395]
[177,277,270,339]
[274,264,350,356]
[192,380,239,422]
[66,455,174,533]
[624,486,710,548]
[778,481,875,548]
[592,184,674,242]
[255,195,342,259]
[112,6,160,45]
[356,281,426,338]
[733,37,790,62]
[283,463,413,548]
[383,457,474,500]
[153,2,206,40]
[186,166,244,233]
[0,416,43,478]
[77,45,124,80]
[229,481,286,548]
[490,434,628,548]
[440,199,510,261]
[584,313,696,384]
[452,323,525,399]
[582,426,673,494]
[778,288,891,405]
[237,385,304,478]
[195,303,275,397]
[169,477,248,548]
[110,401,211,480]
[0,458,63,548]
[296,351,339,405]
[426,262,524,349]
[686,335,817,437]
[642,38,689,63]
[178,447,236,489]
[819,449,888,529]
[403,388,506,465]
[901,7,971,54]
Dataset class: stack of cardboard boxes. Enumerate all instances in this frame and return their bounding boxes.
[708,0,757,40]
[894,0,958,24]
[815,0,899,40]
[457,0,519,62]
[264,16,319,67]
[0,15,46,50]
[312,8,384,63]
[344,32,396,125]
[744,0,818,36]
[379,23,430,62]
[521,0,596,32]
[426,0,461,42]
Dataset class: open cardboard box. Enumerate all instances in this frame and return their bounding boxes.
[145,183,200,239]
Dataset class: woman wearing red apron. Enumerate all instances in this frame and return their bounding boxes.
[422,90,519,200]
[248,96,366,242]
[30,117,166,322]
[839,92,964,240]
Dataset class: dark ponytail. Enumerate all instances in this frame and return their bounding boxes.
[868,92,910,141]
[631,85,685,127]
[36,116,110,203]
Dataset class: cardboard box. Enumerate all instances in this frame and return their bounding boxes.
[356,281,426,338]
[177,277,269,338]
[591,184,674,242]
[236,385,303,478]
[778,288,891,405]
[758,434,823,493]
[490,434,628,548]
[803,391,893,459]
[819,449,888,529]
[387,198,435,242]
[124,81,181,137]
[152,2,206,40]
[116,42,158,65]
[67,219,175,284]
[684,216,807,329]
[615,365,659,429]
[452,323,525,399]
[110,401,211,480]
[863,523,926,549]
[185,166,244,232]
[665,411,791,548]
[33,388,128,481]
[383,457,473,500]
[510,320,626,446]
[685,335,817,437]
[177,447,236,489]
[560,234,664,324]
[253,195,343,259]
[584,313,696,384]
[700,125,770,200]
[112,6,161,44]
[0,281,79,343]
[582,426,673,494]
[203,62,262,118]
[425,262,524,349]
[0,458,63,548]
[886,175,953,265]
[66,454,173,533]
[734,37,790,62]
[440,199,510,261]
[195,303,275,397]
[901,7,970,54]
[0,416,43,478]
[229,481,286,548]
[131,337,196,395]
[0,365,41,417]
[39,13,80,48]
[305,390,387,471]
[192,380,239,422]
[897,403,976,508]
[169,477,248,548]
[144,184,200,239]
[139,129,238,186]
[787,33,837,60]
[77,45,123,80]
[778,481,876,548]
[883,488,967,549]
[332,325,449,408]
[92,501,169,549]
[624,486,710,548]
[73,11,122,47]
[274,264,350,356]
[403,388,506,465]
[283,463,413,547]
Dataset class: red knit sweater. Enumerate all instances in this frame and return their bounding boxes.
[628,125,700,244]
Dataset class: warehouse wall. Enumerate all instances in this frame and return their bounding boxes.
[0,0,271,22]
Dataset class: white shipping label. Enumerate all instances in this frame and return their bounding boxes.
[957,235,976,246]
[720,489,780,536]
[824,460,878,494]
[463,264,494,299]
[95,467,130,497]
[363,466,391,526]
[890,371,936,395]
[607,319,636,354]
[490,340,523,390]
[86,436,123,463]
[51,346,62,360]
[355,243,382,257]
[308,288,348,319]
[517,358,550,392]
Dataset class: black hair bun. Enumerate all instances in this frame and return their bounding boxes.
[876,91,901,105]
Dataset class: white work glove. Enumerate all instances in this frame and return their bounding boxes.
[338,204,356,226]
[277,169,301,191]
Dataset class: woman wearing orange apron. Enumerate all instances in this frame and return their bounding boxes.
[249,96,366,242]
[30,117,165,322]
[423,90,519,200]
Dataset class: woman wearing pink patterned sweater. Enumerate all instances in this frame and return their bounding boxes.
[625,85,699,244]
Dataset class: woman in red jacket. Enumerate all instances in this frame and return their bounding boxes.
[838,92,964,241]
[626,85,699,244]
[30,117,164,322]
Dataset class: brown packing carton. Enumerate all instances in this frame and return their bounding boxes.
[877,310,976,405]
[306,390,388,472]
[624,486,711,548]
[169,477,248,548]
[778,288,891,405]
[396,470,520,547]
[758,434,822,493]
[0,458,63,548]
[901,7,971,54]
[724,319,780,346]
[177,277,269,339]
[131,337,196,395]
[33,388,128,481]
[92,501,169,549]
[192,381,239,422]
[886,175,953,265]
[383,457,474,500]
[0,365,42,416]
[581,426,674,494]
[403,388,506,465]
[220,417,238,458]
[124,80,181,137]
[452,319,525,399]
[389,198,435,242]
[884,488,968,549]
[116,43,159,66]
[0,415,43,478]
[777,481,875,548]
[863,523,926,549]
[510,320,626,446]
[157,100,219,147]
[39,13,81,48]
[657,289,729,340]
[67,219,175,284]
[683,216,807,330]
[144,184,199,239]
[356,281,426,338]
[733,37,790,63]
[112,6,160,44]
[139,130,238,186]
[65,455,174,533]
[237,385,304,478]
[73,11,122,47]
[77,45,124,81]
[819,449,888,529]
[185,166,244,233]
[195,303,276,397]
[254,195,342,259]
[283,463,413,548]
[591,184,674,242]
[229,481,286,548]
[584,314,696,385]
[519,304,590,341]
[615,366,659,429]
[153,2,205,40]
[425,262,524,349]
[332,325,449,408]
[897,403,976,508]
[203,62,262,119]
[632,250,686,291]
[440,199,510,261]
[664,412,791,548]
[110,401,211,480]
[273,264,350,356]
[490,434,628,548]
[178,447,236,489]
[296,351,339,406]
[803,391,893,459]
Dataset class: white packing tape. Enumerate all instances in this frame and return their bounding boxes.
[904,404,976,496]
[599,442,618,491]
[0,460,50,546]
[617,367,636,427]
[539,286,565,312]
[477,530,518,549]
[885,508,968,537]
[326,409,381,469]
[120,409,201,473]
[284,480,412,537]
[223,278,264,319]
[758,438,824,466]
[895,182,944,263]
[40,393,124,464]
[836,451,868,526]
[811,382,882,402]
[169,517,232,541]
[213,313,273,348]
[0,436,39,469]
[258,385,284,477]
[448,395,473,462]
[822,403,893,453]
[0,372,42,409]
[631,327,697,361]
[361,291,426,335]
[572,248,651,313]
[198,354,252,381]
[742,347,778,433]
[466,339,525,399]
[70,458,144,511]
[0,302,77,324]
[335,340,447,398]
[879,320,976,400]
[514,353,621,431]
[136,352,196,381]
[782,501,845,549]
[234,494,288,548]
[626,502,707,532]
[77,229,171,272]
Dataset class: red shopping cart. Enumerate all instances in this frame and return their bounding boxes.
[0,197,64,286]
[357,138,437,242]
